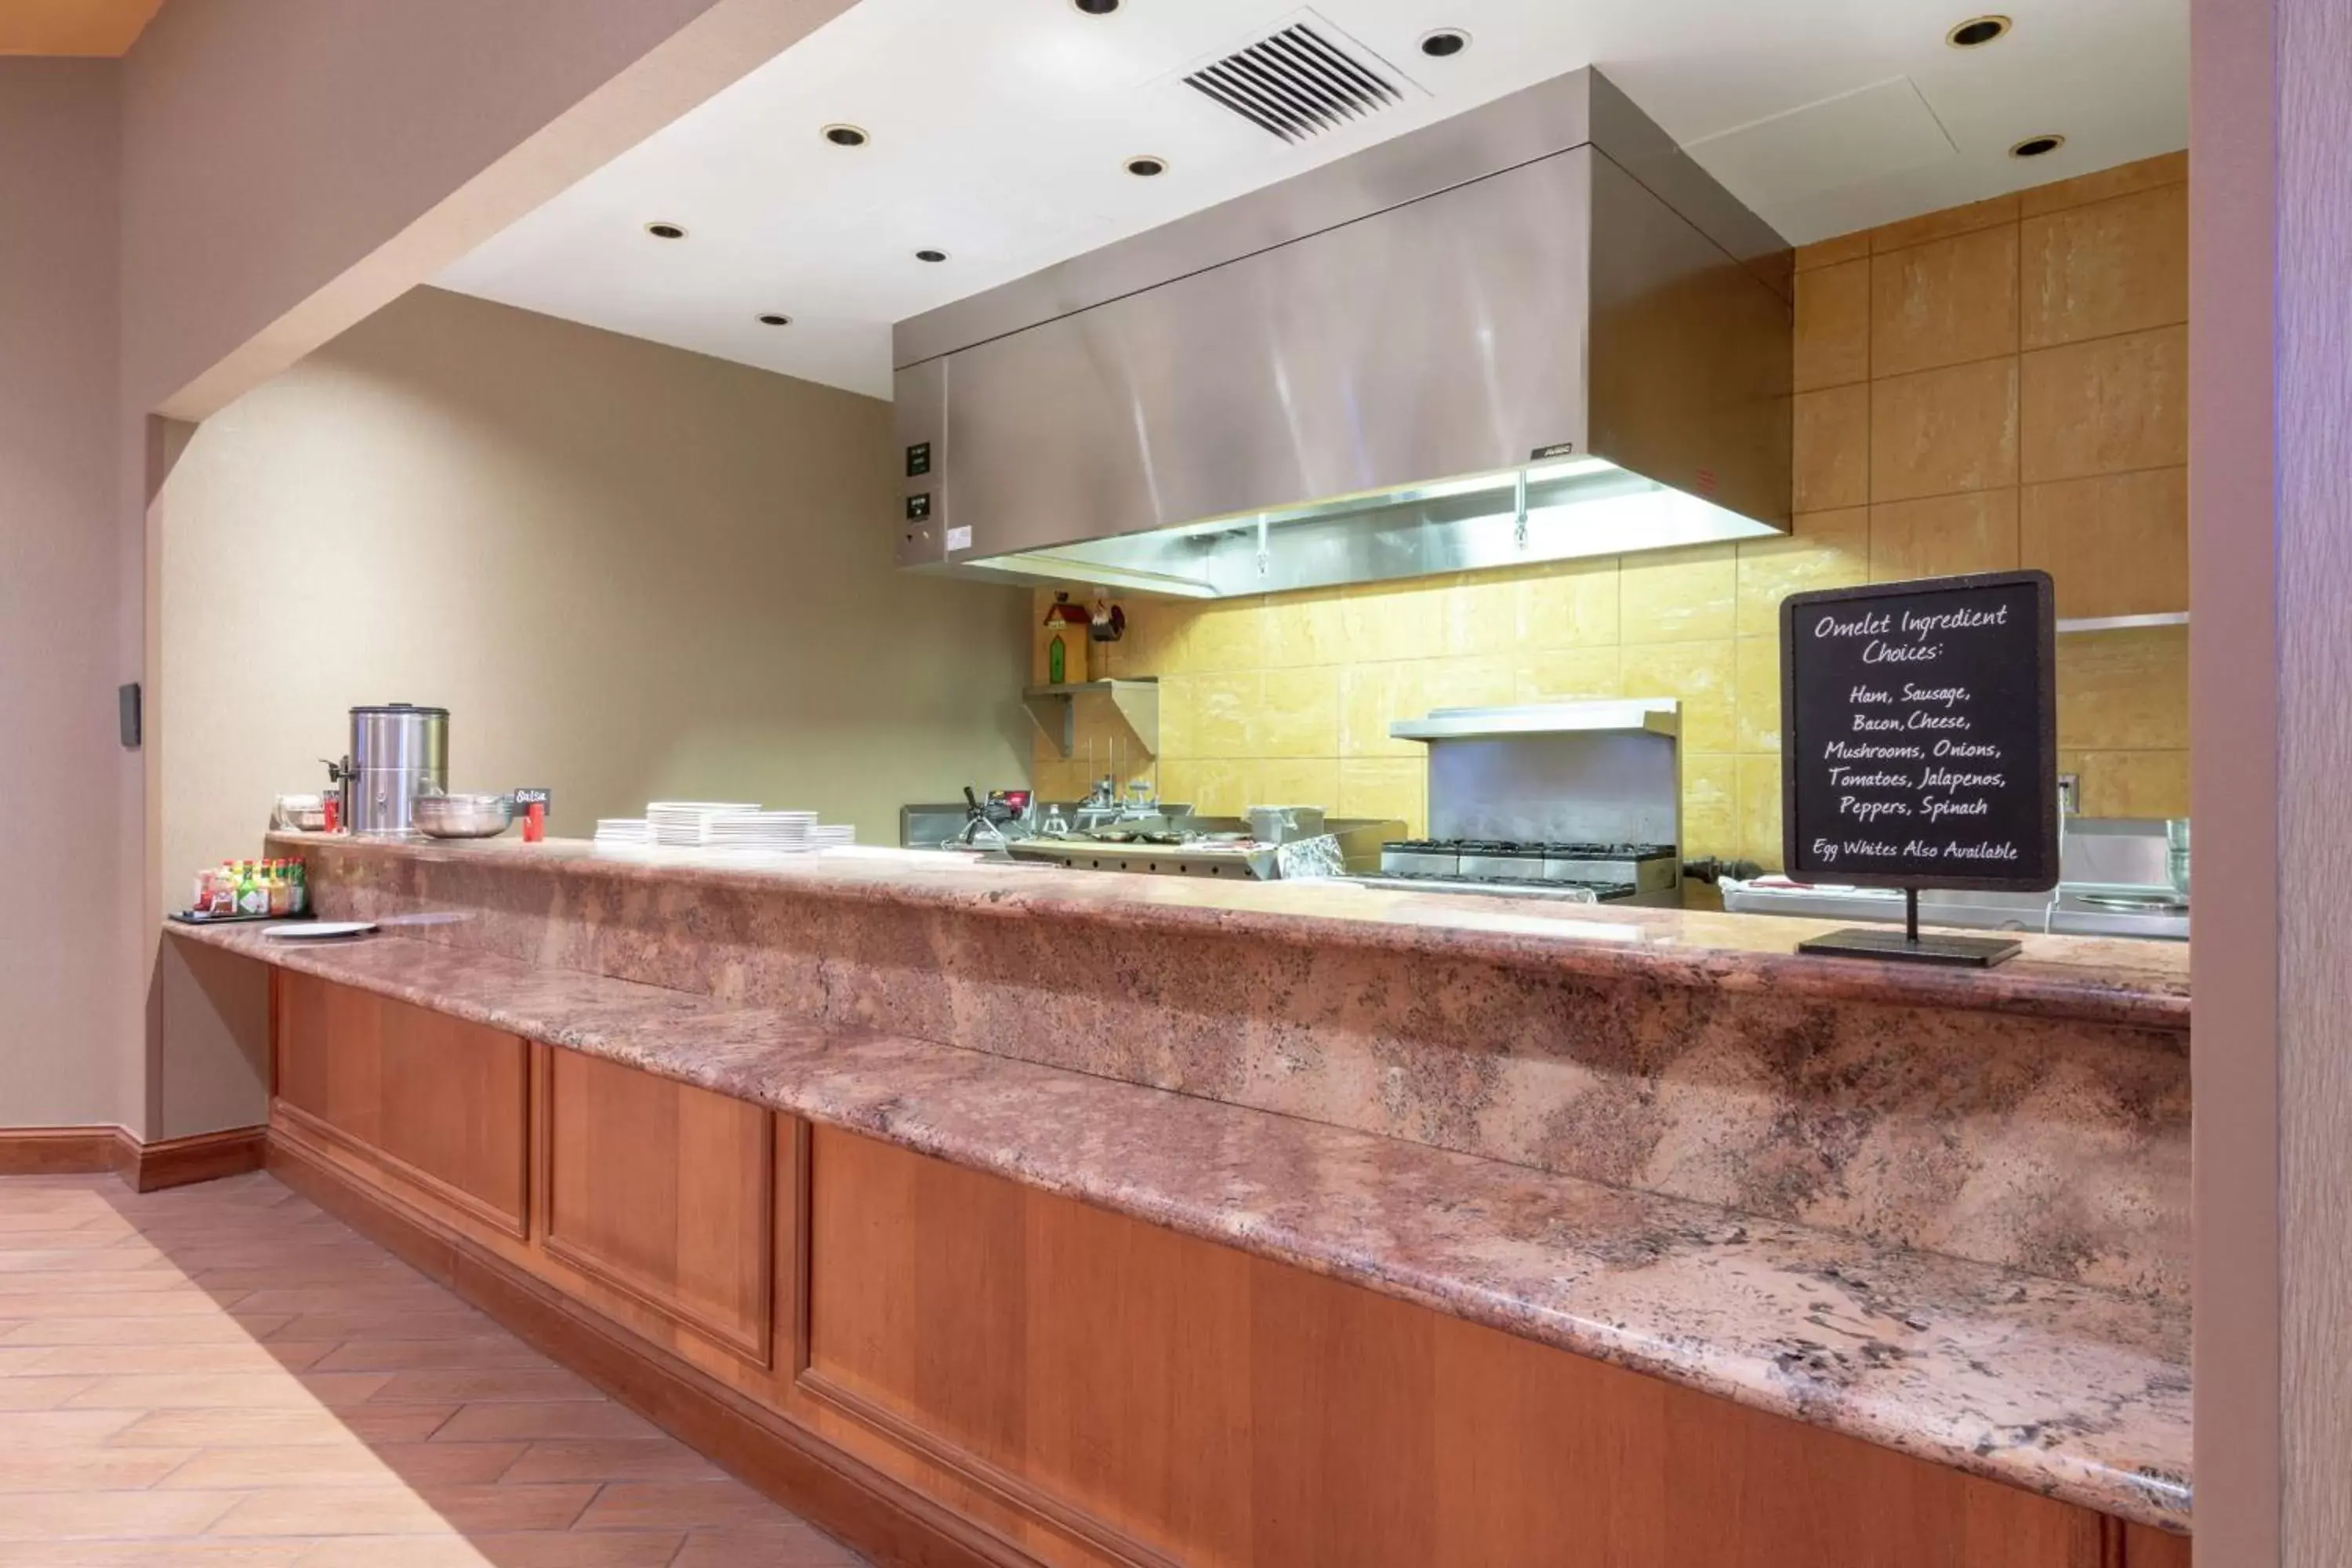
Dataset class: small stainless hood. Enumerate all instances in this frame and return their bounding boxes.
[892,67,1792,599]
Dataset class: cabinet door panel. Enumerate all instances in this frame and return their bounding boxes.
[273,973,527,1236]
[806,1122,1025,1461]
[543,1047,773,1363]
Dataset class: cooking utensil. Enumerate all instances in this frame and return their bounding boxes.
[412,793,517,839]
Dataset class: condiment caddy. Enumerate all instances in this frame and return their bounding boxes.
[170,858,312,924]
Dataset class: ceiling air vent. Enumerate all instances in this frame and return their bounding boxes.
[1185,20,1403,143]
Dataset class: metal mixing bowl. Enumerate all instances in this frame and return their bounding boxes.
[412,793,517,839]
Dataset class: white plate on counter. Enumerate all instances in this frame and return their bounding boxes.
[263,922,378,940]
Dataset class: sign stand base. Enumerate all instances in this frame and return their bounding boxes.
[1797,888,2020,969]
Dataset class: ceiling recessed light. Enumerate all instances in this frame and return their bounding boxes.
[822,124,868,148]
[644,221,687,240]
[1123,154,1168,177]
[757,313,792,326]
[2009,133,2065,158]
[1947,14,2011,47]
[916,249,949,263]
[1071,0,1120,13]
[1419,28,1470,57]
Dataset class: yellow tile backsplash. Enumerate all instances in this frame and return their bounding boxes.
[1035,156,2191,863]
[1621,544,1738,644]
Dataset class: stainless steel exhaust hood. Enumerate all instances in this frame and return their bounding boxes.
[892,68,1791,599]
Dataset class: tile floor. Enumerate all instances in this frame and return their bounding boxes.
[0,1170,868,1566]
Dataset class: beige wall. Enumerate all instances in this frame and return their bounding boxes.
[1049,153,2189,870]
[162,285,1029,868]
[0,62,128,1128]
[151,289,1029,1134]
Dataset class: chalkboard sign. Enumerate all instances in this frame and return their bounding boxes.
[1780,571,2058,895]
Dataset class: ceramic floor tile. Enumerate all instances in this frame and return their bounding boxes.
[260,1312,494,1345]
[0,1174,865,1564]
[0,1544,303,1567]
[575,1477,797,1532]
[0,1409,147,1446]
[306,1337,552,1374]
[427,1402,663,1444]
[64,1371,394,1410]
[29,1341,339,1375]
[158,1442,529,1490]
[108,1406,463,1448]
[0,1446,199,1492]
[498,1439,724,1485]
[0,1314,297,1345]
[672,1526,869,1567]
[0,1489,245,1539]
[362,1368,598,1405]
[203,1483,596,1537]
[292,1532,685,1567]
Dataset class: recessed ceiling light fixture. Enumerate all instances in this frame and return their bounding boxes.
[2009,132,2065,158]
[916,249,949,263]
[1072,0,1120,13]
[822,124,868,147]
[757,313,792,326]
[1946,14,2011,47]
[1123,154,1168,177]
[644,221,688,240]
[1419,28,1470,57]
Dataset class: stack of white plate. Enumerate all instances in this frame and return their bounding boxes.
[593,818,653,847]
[646,801,761,848]
[705,810,818,853]
[806,824,857,849]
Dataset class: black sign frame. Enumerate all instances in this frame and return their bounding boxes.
[1778,569,2060,895]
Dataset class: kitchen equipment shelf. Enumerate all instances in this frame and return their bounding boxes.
[1021,679,1159,760]
[1390,699,1681,742]
[2054,612,2189,634]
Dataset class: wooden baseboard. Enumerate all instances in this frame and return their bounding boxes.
[268,1133,1034,1568]
[125,1127,267,1192]
[0,1126,125,1177]
[0,1124,266,1191]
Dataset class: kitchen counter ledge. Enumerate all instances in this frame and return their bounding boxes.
[172,916,2192,1532]
[274,836,2189,1035]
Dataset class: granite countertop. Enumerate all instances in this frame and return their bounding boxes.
[172,917,2193,1532]
[269,836,2190,1033]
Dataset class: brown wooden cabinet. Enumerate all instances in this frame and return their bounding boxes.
[272,969,528,1238]
[267,974,2188,1568]
[539,1044,775,1365]
[804,1124,2129,1568]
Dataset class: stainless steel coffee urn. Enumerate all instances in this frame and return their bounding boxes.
[338,704,448,837]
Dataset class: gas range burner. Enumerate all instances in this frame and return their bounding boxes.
[1377,837,1680,901]
[1388,838,1676,860]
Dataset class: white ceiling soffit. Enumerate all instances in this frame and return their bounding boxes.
[1685,78,1958,206]
[434,0,2187,398]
